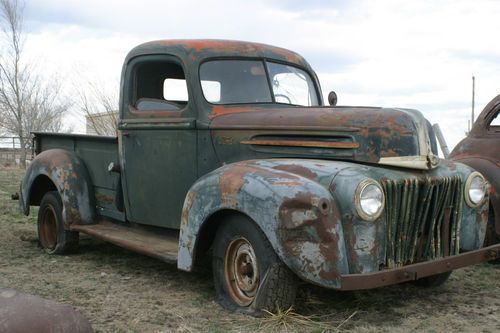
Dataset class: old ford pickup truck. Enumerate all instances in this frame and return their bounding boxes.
[19,40,500,314]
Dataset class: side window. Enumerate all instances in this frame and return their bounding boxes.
[489,112,500,127]
[134,60,188,112]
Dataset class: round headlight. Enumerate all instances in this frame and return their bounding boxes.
[355,179,385,221]
[465,172,487,207]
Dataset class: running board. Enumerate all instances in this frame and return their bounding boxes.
[70,220,179,264]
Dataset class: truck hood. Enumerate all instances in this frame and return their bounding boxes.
[209,105,439,170]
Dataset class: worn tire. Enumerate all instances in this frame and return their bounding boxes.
[412,271,452,288]
[212,216,297,315]
[37,191,79,254]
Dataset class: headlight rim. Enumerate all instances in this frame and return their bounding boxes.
[354,178,385,221]
[464,171,487,208]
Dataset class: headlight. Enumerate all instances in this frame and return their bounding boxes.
[355,179,385,221]
[465,172,487,207]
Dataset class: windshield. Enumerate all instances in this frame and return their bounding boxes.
[199,60,319,106]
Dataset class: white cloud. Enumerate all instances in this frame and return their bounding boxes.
[15,0,500,150]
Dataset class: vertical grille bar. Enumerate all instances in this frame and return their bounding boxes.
[382,176,463,268]
[385,180,395,268]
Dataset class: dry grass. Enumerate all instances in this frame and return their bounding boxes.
[255,307,357,333]
[0,165,499,332]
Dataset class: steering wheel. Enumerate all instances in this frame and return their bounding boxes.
[274,94,292,104]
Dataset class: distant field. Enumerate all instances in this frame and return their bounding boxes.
[0,166,499,332]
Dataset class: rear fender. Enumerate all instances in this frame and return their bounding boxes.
[178,160,349,288]
[20,149,95,228]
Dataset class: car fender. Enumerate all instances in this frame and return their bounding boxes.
[20,149,95,228]
[177,160,349,288]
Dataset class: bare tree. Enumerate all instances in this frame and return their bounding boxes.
[77,79,118,136]
[0,0,70,167]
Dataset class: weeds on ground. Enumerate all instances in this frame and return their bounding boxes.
[258,307,357,333]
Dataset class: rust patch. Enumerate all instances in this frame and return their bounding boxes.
[318,242,341,280]
[279,192,320,229]
[209,105,255,119]
[339,243,500,290]
[278,191,342,281]
[241,139,359,149]
[219,162,301,206]
[181,191,197,227]
[219,166,251,206]
[137,39,306,66]
[95,193,114,204]
[272,164,319,181]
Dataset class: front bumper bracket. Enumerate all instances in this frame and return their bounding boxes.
[340,243,500,290]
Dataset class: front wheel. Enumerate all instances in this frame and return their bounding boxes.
[37,191,79,254]
[212,216,297,315]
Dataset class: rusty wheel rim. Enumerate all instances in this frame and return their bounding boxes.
[40,205,57,250]
[224,237,259,306]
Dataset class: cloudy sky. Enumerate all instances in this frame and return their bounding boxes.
[14,0,500,152]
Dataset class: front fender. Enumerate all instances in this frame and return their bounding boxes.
[20,149,95,227]
[178,160,349,288]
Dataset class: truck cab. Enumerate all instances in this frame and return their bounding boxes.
[19,40,500,314]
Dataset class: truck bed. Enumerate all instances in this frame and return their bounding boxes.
[33,132,124,222]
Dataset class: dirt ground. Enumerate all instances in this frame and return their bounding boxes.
[0,166,499,332]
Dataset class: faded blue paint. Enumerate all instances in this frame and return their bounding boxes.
[178,159,350,288]
[179,158,489,289]
[20,149,95,228]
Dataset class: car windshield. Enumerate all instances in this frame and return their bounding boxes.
[199,60,319,106]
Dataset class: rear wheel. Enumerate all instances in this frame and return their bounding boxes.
[212,216,297,315]
[37,191,79,254]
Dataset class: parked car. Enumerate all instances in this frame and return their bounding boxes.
[450,94,500,246]
[18,40,500,314]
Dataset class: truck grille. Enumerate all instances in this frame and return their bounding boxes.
[382,176,463,268]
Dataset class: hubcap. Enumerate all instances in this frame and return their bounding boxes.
[40,206,57,250]
[224,237,259,306]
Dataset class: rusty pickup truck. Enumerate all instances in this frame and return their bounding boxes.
[19,40,500,314]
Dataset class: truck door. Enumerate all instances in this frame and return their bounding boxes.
[119,55,197,229]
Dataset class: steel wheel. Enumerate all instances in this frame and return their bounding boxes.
[40,205,58,250]
[213,216,298,314]
[37,191,79,254]
[224,237,259,306]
